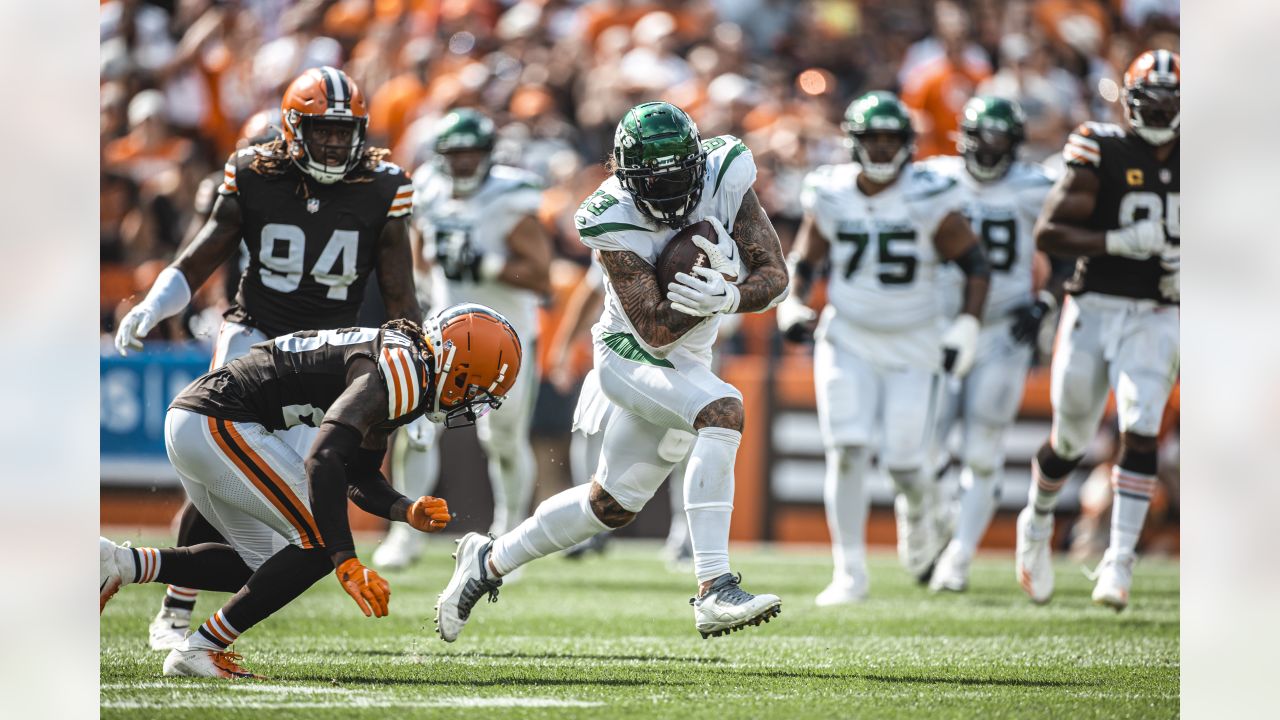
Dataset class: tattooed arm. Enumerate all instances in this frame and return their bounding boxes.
[596,248,706,349]
[729,188,789,312]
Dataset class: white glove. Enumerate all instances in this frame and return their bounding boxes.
[941,314,980,378]
[667,265,741,317]
[775,295,816,332]
[693,216,743,280]
[1105,219,1166,260]
[114,306,158,356]
[1158,243,1179,302]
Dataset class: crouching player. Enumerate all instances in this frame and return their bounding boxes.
[100,307,521,678]
[434,102,789,641]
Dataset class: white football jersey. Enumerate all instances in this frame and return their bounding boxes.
[411,163,543,339]
[575,135,757,361]
[925,156,1055,323]
[801,162,963,332]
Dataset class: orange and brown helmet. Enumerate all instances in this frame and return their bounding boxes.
[280,66,369,183]
[1122,49,1180,146]
[423,303,523,429]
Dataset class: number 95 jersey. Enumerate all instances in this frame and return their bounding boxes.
[801,162,962,332]
[218,146,413,338]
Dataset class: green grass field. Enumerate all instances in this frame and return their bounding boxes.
[100,534,1179,719]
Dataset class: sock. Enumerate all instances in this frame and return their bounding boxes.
[1029,444,1082,517]
[665,456,690,553]
[208,545,332,646]
[164,586,198,612]
[888,467,925,508]
[1109,447,1158,556]
[129,547,162,584]
[954,466,999,557]
[192,609,240,650]
[684,427,741,583]
[824,446,871,583]
[156,543,254,592]
[393,423,441,498]
[490,483,609,575]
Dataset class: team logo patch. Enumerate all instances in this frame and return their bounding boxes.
[307,198,320,213]
[1126,169,1144,186]
[1159,168,1172,184]
[576,215,587,226]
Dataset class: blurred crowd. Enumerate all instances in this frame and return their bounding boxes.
[100,0,1180,348]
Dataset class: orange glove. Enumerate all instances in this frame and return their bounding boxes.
[406,496,451,533]
[335,558,390,618]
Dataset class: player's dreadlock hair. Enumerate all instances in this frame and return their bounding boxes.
[382,318,430,353]
[248,139,393,184]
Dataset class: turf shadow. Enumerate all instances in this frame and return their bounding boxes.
[736,669,1097,688]
[289,674,692,688]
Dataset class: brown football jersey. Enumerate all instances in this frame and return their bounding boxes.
[216,146,413,337]
[1060,122,1179,304]
[171,327,433,433]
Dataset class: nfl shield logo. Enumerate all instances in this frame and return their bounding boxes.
[306,198,320,213]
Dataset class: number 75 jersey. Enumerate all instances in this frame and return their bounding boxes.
[218,146,413,338]
[800,162,963,332]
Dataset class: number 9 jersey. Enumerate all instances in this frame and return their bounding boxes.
[218,145,414,338]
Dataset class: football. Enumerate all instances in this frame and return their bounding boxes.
[655,219,717,291]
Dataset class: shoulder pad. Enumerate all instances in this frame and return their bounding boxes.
[918,154,966,179]
[702,135,755,199]
[219,148,260,195]
[903,163,959,201]
[1008,161,1055,187]
[377,329,428,420]
[489,164,544,193]
[574,181,655,249]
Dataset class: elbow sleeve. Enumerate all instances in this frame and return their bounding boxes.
[953,243,991,279]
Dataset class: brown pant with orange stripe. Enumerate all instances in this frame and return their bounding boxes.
[164,408,325,570]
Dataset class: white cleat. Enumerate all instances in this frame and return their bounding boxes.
[929,541,971,593]
[435,532,503,643]
[371,524,425,571]
[692,573,781,638]
[149,607,192,651]
[1015,507,1055,604]
[894,496,945,582]
[814,572,869,606]
[163,645,263,679]
[99,537,133,613]
[1091,549,1136,612]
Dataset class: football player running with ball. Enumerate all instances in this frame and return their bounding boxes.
[1015,50,1180,611]
[435,102,789,641]
[777,91,991,604]
[374,109,552,570]
[100,307,522,678]
[921,96,1055,593]
[112,66,420,650]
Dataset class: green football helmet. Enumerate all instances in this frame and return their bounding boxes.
[433,108,496,194]
[612,102,706,228]
[957,95,1026,182]
[841,91,915,184]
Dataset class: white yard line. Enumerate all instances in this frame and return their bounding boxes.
[102,696,604,709]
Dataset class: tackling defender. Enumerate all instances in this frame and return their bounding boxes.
[101,307,521,678]
[1016,50,1180,611]
[374,109,552,569]
[435,101,790,640]
[777,91,990,604]
[113,66,420,649]
[922,96,1055,592]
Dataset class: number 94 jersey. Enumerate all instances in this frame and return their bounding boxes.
[218,146,413,338]
[923,155,1054,322]
[801,162,962,332]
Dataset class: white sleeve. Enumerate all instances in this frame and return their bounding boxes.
[137,266,192,320]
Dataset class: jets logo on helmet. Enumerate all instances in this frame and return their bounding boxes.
[1123,49,1180,146]
[423,303,523,429]
[957,95,1026,182]
[433,108,497,195]
[280,66,369,184]
[842,91,915,184]
[612,102,707,228]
